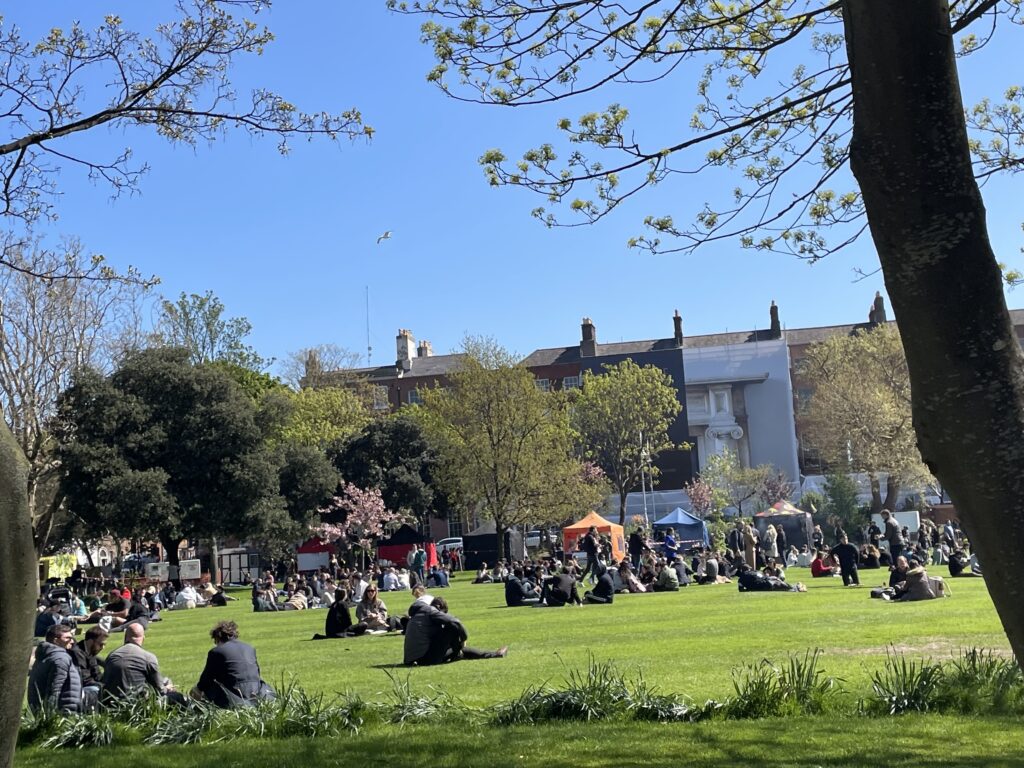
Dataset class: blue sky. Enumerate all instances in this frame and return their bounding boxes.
[8,3,1022,373]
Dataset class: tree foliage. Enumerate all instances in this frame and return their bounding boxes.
[55,348,288,564]
[417,336,589,559]
[0,4,370,766]
[395,0,1021,261]
[0,0,371,237]
[700,448,771,516]
[314,482,401,556]
[151,290,269,371]
[267,386,373,451]
[0,239,152,553]
[332,414,450,530]
[571,359,681,524]
[798,324,933,497]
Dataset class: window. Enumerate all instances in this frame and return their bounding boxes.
[447,518,463,538]
[535,378,550,392]
[562,375,580,390]
[407,389,423,405]
[372,385,389,410]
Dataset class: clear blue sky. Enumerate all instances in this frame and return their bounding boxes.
[8,3,1022,373]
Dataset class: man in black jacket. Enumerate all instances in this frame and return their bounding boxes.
[192,621,272,708]
[69,625,108,705]
[403,597,507,666]
[830,534,861,586]
[541,571,582,606]
[583,564,615,604]
[505,567,541,606]
[578,526,601,580]
[882,510,903,561]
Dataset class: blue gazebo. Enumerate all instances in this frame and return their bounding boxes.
[652,508,710,548]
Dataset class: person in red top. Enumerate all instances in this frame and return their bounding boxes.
[810,550,839,578]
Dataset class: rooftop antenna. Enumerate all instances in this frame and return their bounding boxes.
[365,285,372,365]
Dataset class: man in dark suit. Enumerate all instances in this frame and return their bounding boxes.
[192,620,271,708]
[403,597,507,666]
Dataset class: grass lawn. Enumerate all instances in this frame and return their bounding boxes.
[94,569,1007,705]
[17,569,1017,767]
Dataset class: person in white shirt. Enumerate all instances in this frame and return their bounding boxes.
[348,573,368,603]
[175,583,203,609]
[382,568,400,591]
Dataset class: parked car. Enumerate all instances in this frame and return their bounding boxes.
[436,537,463,556]
[526,529,556,549]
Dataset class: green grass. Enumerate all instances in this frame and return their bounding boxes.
[102,570,1007,706]
[16,716,1024,767]
[17,570,1018,766]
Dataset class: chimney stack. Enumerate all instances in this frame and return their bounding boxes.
[673,310,684,347]
[769,300,781,338]
[417,340,434,358]
[868,291,888,325]
[580,317,597,357]
[396,329,415,372]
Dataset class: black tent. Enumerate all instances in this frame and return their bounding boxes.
[753,502,814,549]
[462,520,523,570]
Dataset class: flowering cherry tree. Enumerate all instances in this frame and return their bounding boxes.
[313,483,396,554]
[683,477,715,520]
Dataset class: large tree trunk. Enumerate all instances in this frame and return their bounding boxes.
[868,474,882,514]
[495,519,507,563]
[618,488,628,527]
[883,474,900,512]
[844,0,1024,665]
[0,422,37,768]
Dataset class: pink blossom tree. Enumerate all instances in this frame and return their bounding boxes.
[313,483,398,568]
[684,477,715,519]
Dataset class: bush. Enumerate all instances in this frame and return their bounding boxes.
[936,648,1024,714]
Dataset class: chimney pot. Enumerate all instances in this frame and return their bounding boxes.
[769,300,781,338]
[580,317,597,357]
[673,310,684,347]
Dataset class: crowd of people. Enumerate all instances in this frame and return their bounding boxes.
[26,511,974,721]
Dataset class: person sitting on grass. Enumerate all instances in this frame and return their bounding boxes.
[473,563,494,584]
[191,620,275,708]
[505,567,542,606]
[810,550,839,578]
[762,558,786,580]
[101,623,185,706]
[312,590,368,639]
[617,562,647,593]
[583,563,615,604]
[81,588,130,626]
[403,596,508,666]
[889,556,911,589]
[948,549,981,577]
[541,571,582,606]
[892,565,947,601]
[210,585,239,607]
[427,565,450,588]
[860,545,882,569]
[652,559,680,592]
[355,584,402,632]
[70,626,108,707]
[28,623,81,715]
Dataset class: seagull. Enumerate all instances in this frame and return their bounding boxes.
[376,231,392,244]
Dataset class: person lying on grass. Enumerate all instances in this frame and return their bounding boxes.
[403,596,508,666]
[736,565,807,593]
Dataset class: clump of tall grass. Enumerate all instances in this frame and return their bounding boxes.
[492,656,631,724]
[385,671,471,725]
[726,649,843,719]
[935,647,1024,714]
[867,648,943,715]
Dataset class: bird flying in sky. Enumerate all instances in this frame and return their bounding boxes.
[376,231,392,244]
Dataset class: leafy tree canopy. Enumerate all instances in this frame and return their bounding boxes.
[572,359,681,524]
[56,347,289,563]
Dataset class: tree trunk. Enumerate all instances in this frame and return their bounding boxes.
[0,422,37,768]
[868,474,882,514]
[883,474,901,511]
[209,537,220,585]
[844,0,1024,666]
[618,488,628,527]
[495,519,507,563]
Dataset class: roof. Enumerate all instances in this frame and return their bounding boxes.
[521,338,681,367]
[563,511,622,532]
[331,353,466,383]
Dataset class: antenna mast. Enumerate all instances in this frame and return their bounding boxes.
[365,285,372,365]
